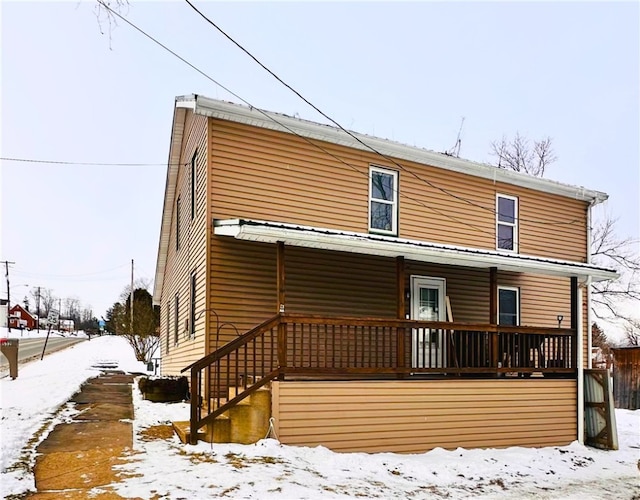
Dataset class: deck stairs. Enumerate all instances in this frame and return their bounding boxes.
[172,384,272,444]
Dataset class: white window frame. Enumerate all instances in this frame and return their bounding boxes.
[497,286,520,326]
[496,193,518,252]
[369,165,398,235]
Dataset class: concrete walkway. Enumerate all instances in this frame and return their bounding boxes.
[26,370,137,499]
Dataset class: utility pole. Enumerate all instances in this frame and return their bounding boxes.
[36,286,41,331]
[3,261,15,333]
[130,259,134,336]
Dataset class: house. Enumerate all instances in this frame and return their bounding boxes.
[59,319,75,332]
[153,94,618,453]
[0,298,7,328]
[8,304,37,330]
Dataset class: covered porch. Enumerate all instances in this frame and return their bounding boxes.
[181,219,617,445]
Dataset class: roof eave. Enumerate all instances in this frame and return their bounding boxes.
[214,219,619,283]
[191,96,608,205]
[153,102,190,305]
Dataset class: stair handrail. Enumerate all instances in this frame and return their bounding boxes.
[181,313,281,373]
[184,313,282,443]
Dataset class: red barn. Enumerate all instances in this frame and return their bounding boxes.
[8,304,36,330]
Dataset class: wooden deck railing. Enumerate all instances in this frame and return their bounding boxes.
[183,313,577,443]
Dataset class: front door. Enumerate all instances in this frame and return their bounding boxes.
[411,277,446,368]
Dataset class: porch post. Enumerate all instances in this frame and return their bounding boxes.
[396,256,406,377]
[489,267,498,324]
[277,242,286,313]
[489,267,498,370]
[277,242,287,380]
[570,276,578,367]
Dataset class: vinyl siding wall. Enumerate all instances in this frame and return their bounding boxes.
[160,112,209,375]
[272,379,578,453]
[208,118,588,262]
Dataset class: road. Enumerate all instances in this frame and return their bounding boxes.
[0,336,86,374]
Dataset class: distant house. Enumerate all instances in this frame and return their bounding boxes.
[8,304,36,330]
[59,319,75,332]
[153,95,619,452]
[0,298,7,328]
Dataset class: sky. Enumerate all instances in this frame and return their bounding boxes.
[1,1,638,321]
[1,330,639,498]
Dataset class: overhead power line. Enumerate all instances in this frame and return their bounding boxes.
[1,157,179,167]
[183,0,586,228]
[99,2,491,235]
[100,2,583,234]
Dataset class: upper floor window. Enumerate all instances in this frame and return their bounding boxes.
[190,150,197,220]
[496,194,518,252]
[176,196,181,251]
[369,166,398,235]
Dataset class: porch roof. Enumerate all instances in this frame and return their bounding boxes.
[214,219,619,283]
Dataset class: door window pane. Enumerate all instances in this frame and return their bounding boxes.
[419,288,439,321]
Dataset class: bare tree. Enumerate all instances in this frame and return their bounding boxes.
[37,288,57,317]
[590,217,640,323]
[490,133,556,177]
[624,321,640,346]
[64,297,81,322]
[95,0,129,43]
[489,135,639,326]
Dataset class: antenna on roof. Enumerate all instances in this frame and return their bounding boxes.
[445,117,465,157]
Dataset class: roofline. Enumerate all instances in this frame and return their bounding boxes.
[153,102,188,305]
[177,94,609,206]
[214,218,619,283]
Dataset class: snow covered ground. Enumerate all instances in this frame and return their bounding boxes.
[1,330,638,499]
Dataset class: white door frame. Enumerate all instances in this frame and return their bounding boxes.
[410,276,446,368]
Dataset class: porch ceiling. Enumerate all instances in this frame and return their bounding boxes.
[214,219,619,283]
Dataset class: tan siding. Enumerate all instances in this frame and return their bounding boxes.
[209,119,588,262]
[273,379,577,453]
[286,247,396,317]
[208,238,277,353]
[499,272,571,328]
[160,111,209,375]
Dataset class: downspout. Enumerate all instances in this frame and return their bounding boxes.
[586,202,593,369]
[577,284,585,444]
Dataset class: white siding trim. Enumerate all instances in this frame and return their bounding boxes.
[181,94,609,205]
[214,219,618,282]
